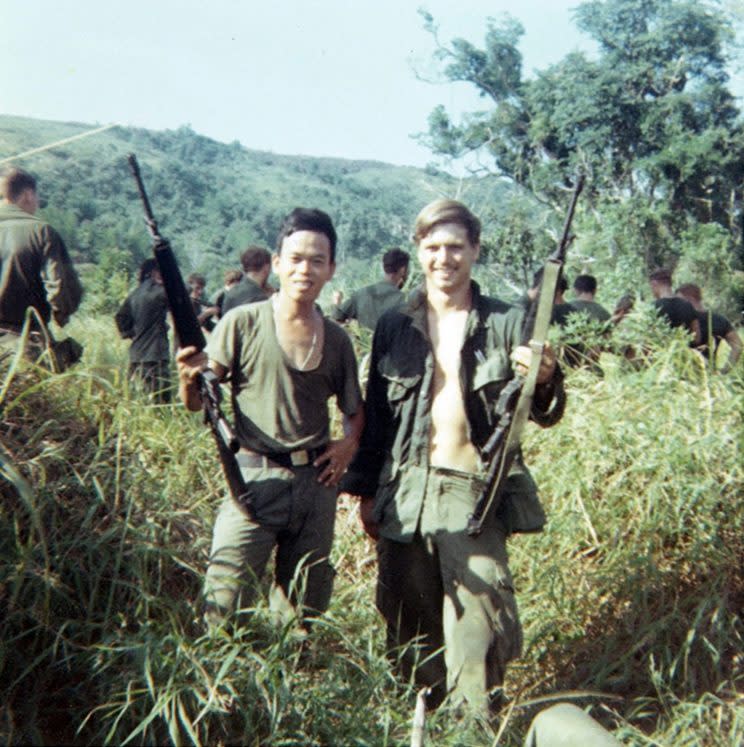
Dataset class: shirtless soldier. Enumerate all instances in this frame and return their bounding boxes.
[341,199,566,714]
[178,208,364,627]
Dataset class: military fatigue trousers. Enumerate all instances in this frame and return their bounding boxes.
[376,466,521,713]
[204,459,337,626]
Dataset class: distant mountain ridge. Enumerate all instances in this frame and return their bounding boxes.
[0,114,510,283]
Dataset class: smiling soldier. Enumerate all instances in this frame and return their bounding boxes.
[177,207,364,629]
[341,199,566,714]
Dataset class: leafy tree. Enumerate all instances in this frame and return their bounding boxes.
[420,0,744,311]
[422,0,743,214]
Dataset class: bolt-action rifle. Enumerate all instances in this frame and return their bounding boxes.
[467,177,584,538]
[127,153,252,510]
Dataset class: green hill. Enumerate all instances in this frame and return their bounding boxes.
[0,114,510,287]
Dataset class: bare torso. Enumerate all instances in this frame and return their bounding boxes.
[428,305,480,472]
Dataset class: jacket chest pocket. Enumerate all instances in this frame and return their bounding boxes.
[378,353,422,417]
[471,353,513,401]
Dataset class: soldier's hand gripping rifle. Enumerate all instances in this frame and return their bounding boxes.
[127,154,252,509]
[467,177,584,538]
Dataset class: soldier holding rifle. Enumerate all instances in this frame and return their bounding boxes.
[177,208,364,627]
[341,199,566,715]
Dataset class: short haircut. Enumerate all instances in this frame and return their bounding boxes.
[187,272,206,287]
[240,245,271,272]
[676,282,702,302]
[614,294,635,314]
[574,274,598,294]
[276,208,337,263]
[1,167,37,202]
[413,199,481,246]
[649,267,673,285]
[382,247,410,274]
[224,269,243,285]
[139,258,159,283]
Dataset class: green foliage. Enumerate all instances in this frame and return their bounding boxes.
[420,0,744,312]
[1,312,742,745]
[0,114,511,301]
[84,246,138,316]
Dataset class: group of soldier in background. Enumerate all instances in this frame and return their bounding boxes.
[2,165,742,745]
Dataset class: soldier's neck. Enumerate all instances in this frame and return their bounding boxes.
[273,291,316,321]
[426,283,472,315]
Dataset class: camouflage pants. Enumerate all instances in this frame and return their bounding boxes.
[376,466,521,713]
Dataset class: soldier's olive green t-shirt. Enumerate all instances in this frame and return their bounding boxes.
[207,300,362,453]
[568,299,611,323]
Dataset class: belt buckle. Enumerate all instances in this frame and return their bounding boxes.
[290,450,310,467]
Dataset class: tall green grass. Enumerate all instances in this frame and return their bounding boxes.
[0,313,741,745]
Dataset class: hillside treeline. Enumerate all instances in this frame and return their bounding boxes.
[0,114,510,299]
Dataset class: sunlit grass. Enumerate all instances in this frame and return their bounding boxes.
[0,312,742,745]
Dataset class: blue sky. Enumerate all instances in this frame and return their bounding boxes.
[2,0,740,168]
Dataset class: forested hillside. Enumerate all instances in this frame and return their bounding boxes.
[0,114,509,288]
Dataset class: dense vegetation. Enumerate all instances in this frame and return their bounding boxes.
[420,0,744,316]
[0,113,510,313]
[0,310,741,745]
[1,1,743,744]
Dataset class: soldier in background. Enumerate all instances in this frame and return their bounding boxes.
[187,272,220,333]
[331,247,410,331]
[518,268,573,327]
[648,268,700,344]
[569,275,610,322]
[115,258,171,403]
[221,245,273,315]
[676,283,742,373]
[212,269,243,318]
[0,167,82,362]
[561,274,611,368]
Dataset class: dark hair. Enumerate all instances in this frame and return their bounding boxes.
[413,199,481,246]
[649,267,673,285]
[614,293,635,315]
[676,282,702,302]
[139,258,159,283]
[187,272,206,287]
[574,274,598,294]
[276,208,337,262]
[382,248,410,274]
[1,167,37,202]
[240,245,271,272]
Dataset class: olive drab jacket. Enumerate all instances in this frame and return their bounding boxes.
[342,282,566,541]
[330,280,406,331]
[0,202,82,331]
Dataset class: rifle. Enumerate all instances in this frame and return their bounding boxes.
[127,153,252,509]
[467,177,584,537]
